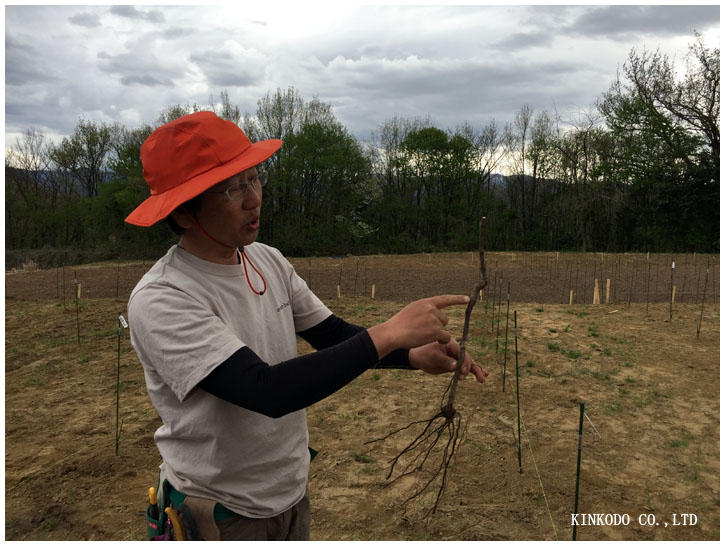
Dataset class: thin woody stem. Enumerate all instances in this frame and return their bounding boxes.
[444,217,487,410]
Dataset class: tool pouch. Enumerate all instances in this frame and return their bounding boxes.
[145,504,165,540]
[146,477,173,540]
[180,497,219,541]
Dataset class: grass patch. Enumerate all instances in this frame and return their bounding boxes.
[351,452,374,464]
[669,432,694,448]
[547,342,560,352]
[564,349,582,360]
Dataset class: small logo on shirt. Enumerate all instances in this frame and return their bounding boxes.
[276,301,290,313]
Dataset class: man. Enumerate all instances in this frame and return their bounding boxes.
[126,111,487,540]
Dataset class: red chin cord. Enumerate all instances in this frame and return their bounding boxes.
[184,210,266,296]
[240,248,267,296]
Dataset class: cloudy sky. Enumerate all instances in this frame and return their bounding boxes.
[4,3,720,149]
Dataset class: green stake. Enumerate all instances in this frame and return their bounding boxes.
[514,310,522,473]
[573,402,585,540]
[503,281,511,392]
[75,280,81,344]
[116,313,129,456]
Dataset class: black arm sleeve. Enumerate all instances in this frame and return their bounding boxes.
[298,314,412,369]
[199,330,380,418]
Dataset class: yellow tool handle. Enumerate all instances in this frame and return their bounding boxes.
[165,506,186,541]
[149,487,157,505]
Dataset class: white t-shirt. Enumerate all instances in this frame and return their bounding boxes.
[128,243,331,518]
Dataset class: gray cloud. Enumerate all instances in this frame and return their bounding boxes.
[163,27,196,39]
[567,5,720,38]
[494,31,555,51]
[300,54,596,140]
[3,4,720,148]
[68,12,101,28]
[110,5,165,24]
[97,50,183,88]
[120,74,174,87]
[189,48,264,87]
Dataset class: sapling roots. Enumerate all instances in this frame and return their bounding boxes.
[366,217,488,516]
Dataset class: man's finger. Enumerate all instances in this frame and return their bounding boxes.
[431,306,448,326]
[429,294,470,309]
[472,364,488,383]
[436,330,452,345]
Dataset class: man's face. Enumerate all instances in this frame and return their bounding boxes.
[193,166,263,248]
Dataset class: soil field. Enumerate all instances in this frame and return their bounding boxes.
[6,251,720,305]
[4,253,720,540]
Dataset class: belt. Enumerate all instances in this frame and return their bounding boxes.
[166,481,237,521]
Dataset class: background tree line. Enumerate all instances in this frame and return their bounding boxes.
[5,38,719,268]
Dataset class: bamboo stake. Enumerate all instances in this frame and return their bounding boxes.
[645,256,651,314]
[592,278,600,305]
[697,261,710,339]
[605,279,611,304]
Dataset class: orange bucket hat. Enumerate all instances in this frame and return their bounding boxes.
[125,111,282,226]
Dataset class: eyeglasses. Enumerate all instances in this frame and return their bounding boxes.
[206,170,268,201]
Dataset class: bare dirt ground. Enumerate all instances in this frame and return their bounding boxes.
[5,253,720,540]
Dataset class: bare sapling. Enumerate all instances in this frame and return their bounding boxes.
[366,217,488,516]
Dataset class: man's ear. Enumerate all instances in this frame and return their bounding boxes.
[170,207,194,230]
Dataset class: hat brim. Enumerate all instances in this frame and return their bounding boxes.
[125,139,282,227]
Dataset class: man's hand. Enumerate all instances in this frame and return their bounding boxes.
[409,339,488,383]
[368,295,470,359]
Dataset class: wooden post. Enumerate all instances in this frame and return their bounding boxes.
[354,258,359,296]
[371,284,376,299]
[605,279,611,304]
[697,262,710,339]
[671,285,677,305]
[592,279,600,305]
[336,285,341,299]
[569,290,574,305]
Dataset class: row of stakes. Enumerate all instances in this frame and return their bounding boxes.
[485,283,600,541]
